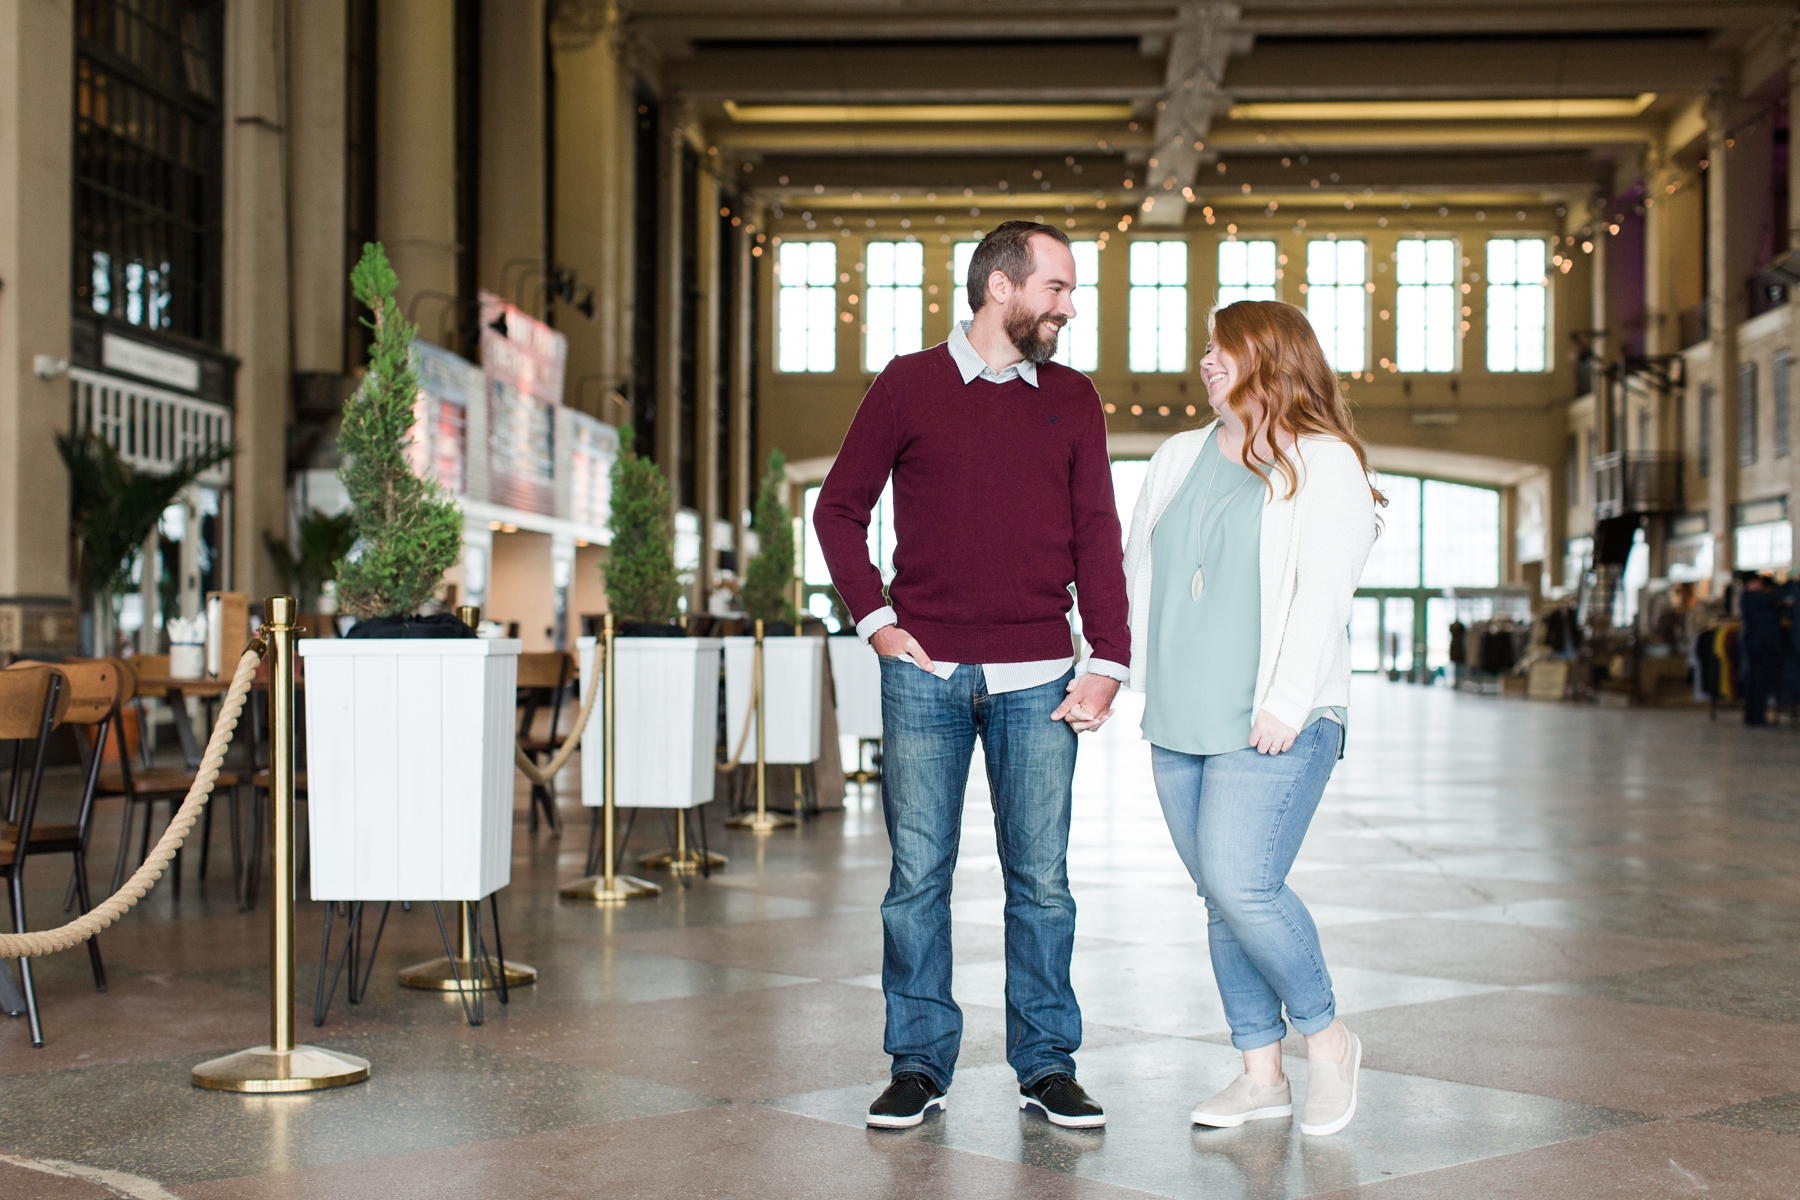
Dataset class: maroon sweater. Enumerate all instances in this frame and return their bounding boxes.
[813,343,1129,666]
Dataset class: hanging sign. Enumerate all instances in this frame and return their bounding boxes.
[479,291,567,514]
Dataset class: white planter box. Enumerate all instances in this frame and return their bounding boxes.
[579,636,722,810]
[299,638,521,901]
[827,637,883,740]
[724,636,824,766]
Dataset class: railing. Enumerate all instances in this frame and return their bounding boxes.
[1592,450,1681,519]
[70,367,232,485]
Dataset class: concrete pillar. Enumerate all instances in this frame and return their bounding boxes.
[288,0,347,374]
[728,205,759,564]
[551,4,625,412]
[0,0,73,604]
[656,112,685,487]
[694,163,721,608]
[480,0,546,310]
[1705,97,1764,584]
[377,0,457,327]
[221,0,294,602]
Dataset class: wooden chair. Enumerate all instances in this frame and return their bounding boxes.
[0,664,68,1046]
[4,660,119,1001]
[100,658,203,898]
[516,651,573,837]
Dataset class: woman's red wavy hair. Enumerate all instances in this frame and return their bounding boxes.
[1208,299,1384,506]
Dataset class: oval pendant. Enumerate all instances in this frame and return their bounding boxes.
[1191,567,1205,601]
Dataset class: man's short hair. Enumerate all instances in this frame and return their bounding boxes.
[966,220,1071,313]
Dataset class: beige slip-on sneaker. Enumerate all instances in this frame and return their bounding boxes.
[1190,1072,1294,1127]
[1300,1028,1362,1137]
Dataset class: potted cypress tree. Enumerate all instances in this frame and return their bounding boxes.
[299,244,521,903]
[578,427,724,816]
[724,451,824,768]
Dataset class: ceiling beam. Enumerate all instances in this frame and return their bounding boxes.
[1223,37,1730,100]
[711,121,1152,155]
[663,42,1165,105]
[1141,2,1240,227]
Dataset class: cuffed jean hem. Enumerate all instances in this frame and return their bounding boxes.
[891,1060,952,1092]
[1228,999,1338,1051]
[1017,1059,1080,1088]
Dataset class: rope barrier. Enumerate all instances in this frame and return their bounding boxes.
[0,642,267,959]
[513,639,765,786]
[513,656,604,787]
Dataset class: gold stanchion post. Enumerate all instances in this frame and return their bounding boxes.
[727,619,795,833]
[193,596,369,1092]
[560,613,662,902]
[398,606,539,989]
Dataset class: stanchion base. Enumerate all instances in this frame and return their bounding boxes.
[724,812,797,832]
[558,874,662,903]
[637,847,729,874]
[397,956,539,991]
[192,1044,370,1093]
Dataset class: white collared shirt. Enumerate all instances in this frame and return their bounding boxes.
[855,321,1129,695]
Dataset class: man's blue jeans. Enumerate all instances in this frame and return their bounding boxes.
[879,659,1080,1091]
[1150,717,1342,1051]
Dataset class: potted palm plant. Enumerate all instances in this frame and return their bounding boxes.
[299,243,520,903]
[579,428,723,813]
[724,450,824,766]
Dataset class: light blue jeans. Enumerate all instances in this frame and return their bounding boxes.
[1151,717,1342,1051]
[879,659,1081,1090]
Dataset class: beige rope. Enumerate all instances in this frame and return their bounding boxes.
[720,662,761,771]
[513,654,604,787]
[0,642,266,959]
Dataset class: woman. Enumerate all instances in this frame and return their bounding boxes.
[1121,300,1380,1137]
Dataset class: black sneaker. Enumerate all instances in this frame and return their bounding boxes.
[1019,1073,1106,1128]
[867,1072,947,1129]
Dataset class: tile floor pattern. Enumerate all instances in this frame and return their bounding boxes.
[2,680,1798,1198]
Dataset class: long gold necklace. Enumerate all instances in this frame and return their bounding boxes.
[1190,440,1256,601]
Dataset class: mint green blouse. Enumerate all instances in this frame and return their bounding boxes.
[1142,434,1344,756]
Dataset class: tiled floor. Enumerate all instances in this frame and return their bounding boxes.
[3,679,1798,1198]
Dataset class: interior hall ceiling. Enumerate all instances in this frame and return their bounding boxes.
[619,1,1797,224]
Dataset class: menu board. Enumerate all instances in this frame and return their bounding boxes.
[479,291,566,514]
[409,339,479,496]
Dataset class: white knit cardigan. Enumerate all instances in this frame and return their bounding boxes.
[1122,422,1378,732]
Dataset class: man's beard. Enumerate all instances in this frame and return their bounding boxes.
[1004,299,1066,364]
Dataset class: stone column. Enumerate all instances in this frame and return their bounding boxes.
[694,160,722,607]
[1706,95,1764,585]
[288,0,347,374]
[656,111,685,487]
[480,0,545,309]
[729,204,760,565]
[221,0,294,601]
[551,2,625,413]
[0,0,73,607]
[377,0,457,326]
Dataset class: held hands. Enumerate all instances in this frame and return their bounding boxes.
[1052,673,1121,733]
[1248,709,1298,755]
[869,625,934,672]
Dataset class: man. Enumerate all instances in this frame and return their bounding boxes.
[814,220,1129,1130]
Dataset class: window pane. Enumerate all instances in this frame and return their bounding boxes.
[1305,239,1366,372]
[778,241,837,373]
[1158,285,1188,372]
[866,242,896,286]
[1396,239,1457,373]
[1385,596,1415,671]
[1132,240,1162,286]
[1131,241,1188,373]
[1052,243,1100,371]
[806,286,836,372]
[1160,240,1189,286]
[952,240,978,322]
[1350,596,1382,671]
[1218,240,1248,286]
[1361,474,1421,586]
[1425,596,1454,670]
[1128,285,1161,372]
[864,241,924,373]
[1245,240,1275,285]
[1485,238,1548,374]
[1422,479,1500,587]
